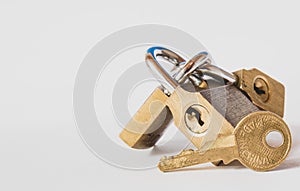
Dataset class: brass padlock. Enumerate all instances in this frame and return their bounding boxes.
[120,47,285,148]
[119,47,185,149]
[119,87,172,149]
[119,46,290,171]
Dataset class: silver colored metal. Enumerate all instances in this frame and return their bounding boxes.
[146,47,184,93]
[146,47,211,93]
[189,73,204,87]
[173,51,210,83]
[146,46,236,93]
[196,62,237,84]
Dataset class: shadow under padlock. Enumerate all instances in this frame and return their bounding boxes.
[120,46,290,172]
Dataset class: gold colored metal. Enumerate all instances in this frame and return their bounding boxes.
[165,86,234,150]
[253,78,269,102]
[119,87,172,149]
[158,111,291,172]
[184,104,210,134]
[120,50,289,171]
[234,68,285,117]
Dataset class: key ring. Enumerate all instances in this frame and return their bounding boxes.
[194,63,237,85]
[146,46,236,93]
[146,46,187,93]
[173,51,210,83]
[146,46,212,93]
[173,51,236,85]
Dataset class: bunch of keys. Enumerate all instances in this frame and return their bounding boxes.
[119,46,291,172]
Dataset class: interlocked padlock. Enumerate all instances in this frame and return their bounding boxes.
[119,46,291,172]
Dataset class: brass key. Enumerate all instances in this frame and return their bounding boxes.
[159,111,292,172]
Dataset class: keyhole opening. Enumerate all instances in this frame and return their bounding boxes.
[185,105,209,134]
[266,131,284,148]
[253,78,269,102]
[254,85,266,95]
[186,107,204,126]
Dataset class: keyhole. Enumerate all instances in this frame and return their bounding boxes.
[254,84,266,95]
[184,104,210,134]
[186,107,205,126]
[253,78,269,102]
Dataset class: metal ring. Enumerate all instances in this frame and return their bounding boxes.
[146,46,236,93]
[173,51,210,83]
[147,46,186,66]
[174,51,236,85]
[146,46,187,93]
[195,62,237,84]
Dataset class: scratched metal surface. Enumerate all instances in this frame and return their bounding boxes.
[200,85,260,127]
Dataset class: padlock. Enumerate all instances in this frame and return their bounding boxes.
[120,47,285,151]
[119,47,186,149]
[119,47,211,149]
[142,47,290,172]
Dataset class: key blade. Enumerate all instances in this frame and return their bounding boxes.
[158,146,238,172]
[158,134,238,172]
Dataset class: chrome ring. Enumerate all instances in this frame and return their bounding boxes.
[174,51,210,83]
[146,46,236,93]
[176,51,236,84]
[146,46,187,93]
[195,62,237,84]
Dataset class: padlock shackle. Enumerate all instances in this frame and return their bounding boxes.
[146,46,236,93]
[173,51,210,83]
[146,46,184,93]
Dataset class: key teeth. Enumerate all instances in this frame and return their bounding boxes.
[222,159,234,165]
[159,149,197,172]
[158,163,170,172]
[160,156,172,162]
[160,149,195,162]
[158,159,183,172]
[158,158,174,172]
[178,149,195,156]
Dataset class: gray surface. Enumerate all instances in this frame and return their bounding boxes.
[201,85,260,126]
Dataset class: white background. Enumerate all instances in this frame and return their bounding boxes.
[1,0,300,190]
